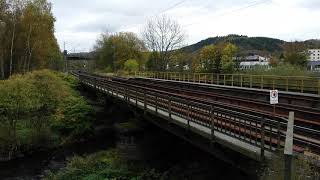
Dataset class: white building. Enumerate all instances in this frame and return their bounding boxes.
[307,49,320,71]
[235,55,270,70]
[308,49,320,61]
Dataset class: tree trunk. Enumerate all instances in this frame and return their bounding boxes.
[26,26,32,72]
[0,54,4,79]
[9,21,16,77]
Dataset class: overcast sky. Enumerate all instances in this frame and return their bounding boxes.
[50,0,320,52]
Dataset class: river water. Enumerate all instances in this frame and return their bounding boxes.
[0,90,256,180]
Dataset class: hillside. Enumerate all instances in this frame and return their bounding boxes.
[182,35,320,55]
[182,35,285,55]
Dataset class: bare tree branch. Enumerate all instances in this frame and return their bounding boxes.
[142,15,186,71]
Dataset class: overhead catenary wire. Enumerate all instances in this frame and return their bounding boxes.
[183,0,272,27]
[158,0,189,15]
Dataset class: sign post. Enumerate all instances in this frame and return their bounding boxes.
[270,90,278,115]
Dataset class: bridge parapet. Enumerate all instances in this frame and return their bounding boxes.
[75,72,320,162]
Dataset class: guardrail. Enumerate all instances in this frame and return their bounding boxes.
[132,72,320,95]
[76,72,320,159]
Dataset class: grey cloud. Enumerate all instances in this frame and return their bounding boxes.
[299,0,320,9]
[51,0,320,52]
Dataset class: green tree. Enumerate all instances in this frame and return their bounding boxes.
[199,44,224,73]
[145,51,159,71]
[94,32,146,72]
[0,70,94,159]
[124,59,139,73]
[221,43,238,73]
[199,43,238,73]
[168,51,192,72]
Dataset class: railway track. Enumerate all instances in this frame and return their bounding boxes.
[124,78,320,128]
[75,71,320,157]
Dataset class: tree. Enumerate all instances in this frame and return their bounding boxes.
[199,45,223,73]
[145,51,159,71]
[199,43,238,73]
[221,43,238,73]
[94,32,146,72]
[169,51,192,72]
[0,0,61,78]
[142,15,186,71]
[283,41,308,67]
[269,55,280,67]
[124,59,139,73]
[0,20,5,79]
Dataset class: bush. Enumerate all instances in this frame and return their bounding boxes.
[124,59,139,73]
[260,155,320,180]
[46,149,164,180]
[0,70,94,159]
[45,150,132,180]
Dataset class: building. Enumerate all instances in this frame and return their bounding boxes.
[234,55,270,70]
[308,49,320,61]
[307,49,320,72]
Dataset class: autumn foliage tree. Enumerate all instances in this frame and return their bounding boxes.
[0,0,62,79]
[283,41,308,67]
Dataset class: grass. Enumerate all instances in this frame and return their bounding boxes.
[260,154,320,180]
[45,149,164,180]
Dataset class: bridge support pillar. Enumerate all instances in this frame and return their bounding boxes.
[284,112,294,180]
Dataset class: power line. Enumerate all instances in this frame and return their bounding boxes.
[183,0,272,27]
[158,0,189,15]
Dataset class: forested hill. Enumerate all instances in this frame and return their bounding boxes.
[182,35,285,54]
[304,39,320,49]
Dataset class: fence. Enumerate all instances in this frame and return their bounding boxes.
[133,72,320,95]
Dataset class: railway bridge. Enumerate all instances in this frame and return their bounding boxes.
[73,71,320,168]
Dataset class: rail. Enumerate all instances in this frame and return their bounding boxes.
[76,72,320,159]
[132,72,320,95]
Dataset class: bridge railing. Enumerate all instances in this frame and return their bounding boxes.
[78,72,320,159]
[132,72,320,95]
[77,72,320,159]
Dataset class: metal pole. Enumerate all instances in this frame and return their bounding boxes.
[144,90,147,112]
[260,117,265,160]
[135,89,138,106]
[284,112,295,180]
[169,96,172,121]
[231,75,234,86]
[156,95,158,114]
[210,105,215,144]
[318,79,320,95]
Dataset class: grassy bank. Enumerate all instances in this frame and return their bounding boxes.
[260,155,320,180]
[0,70,94,160]
[45,149,163,180]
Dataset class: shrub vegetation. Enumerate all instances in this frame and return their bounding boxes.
[0,70,93,160]
[46,149,164,180]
